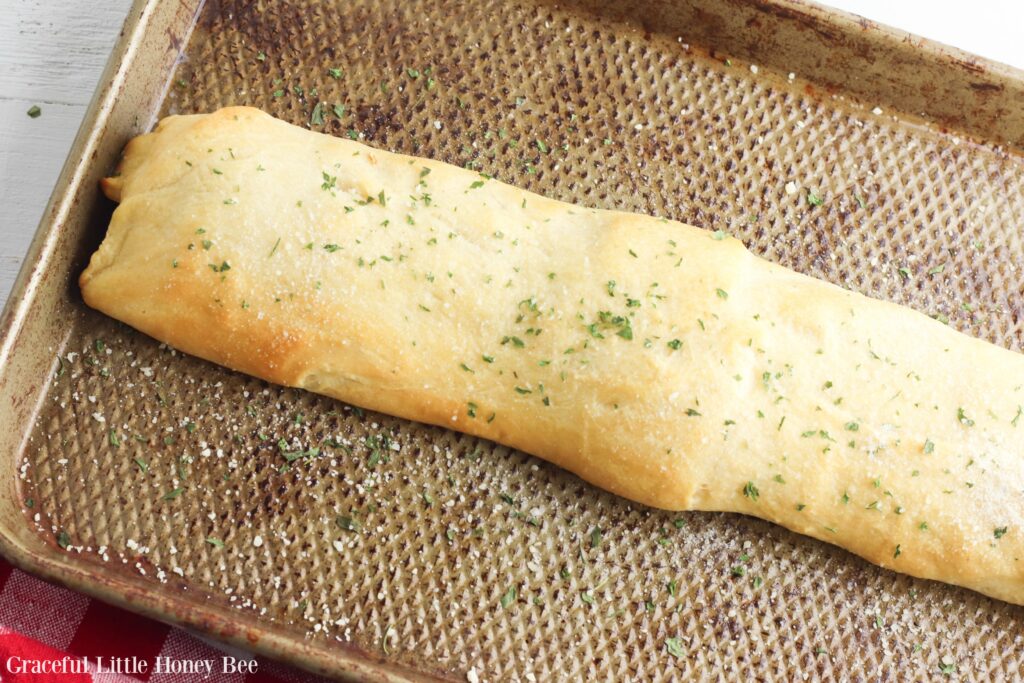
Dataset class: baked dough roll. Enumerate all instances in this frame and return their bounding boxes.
[82,107,1024,604]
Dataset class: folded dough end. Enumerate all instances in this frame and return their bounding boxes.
[99,176,122,202]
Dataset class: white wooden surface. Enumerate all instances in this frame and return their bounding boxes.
[0,0,1022,307]
[0,0,133,303]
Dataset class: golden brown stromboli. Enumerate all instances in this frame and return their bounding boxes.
[83,107,1024,604]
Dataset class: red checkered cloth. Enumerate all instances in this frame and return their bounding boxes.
[0,557,327,682]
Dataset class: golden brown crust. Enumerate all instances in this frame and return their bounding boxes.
[82,107,1024,605]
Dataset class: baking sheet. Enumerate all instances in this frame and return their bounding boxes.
[2,0,1024,680]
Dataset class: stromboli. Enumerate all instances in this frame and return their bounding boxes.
[81,107,1024,605]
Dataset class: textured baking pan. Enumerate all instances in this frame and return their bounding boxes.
[2,0,1024,680]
